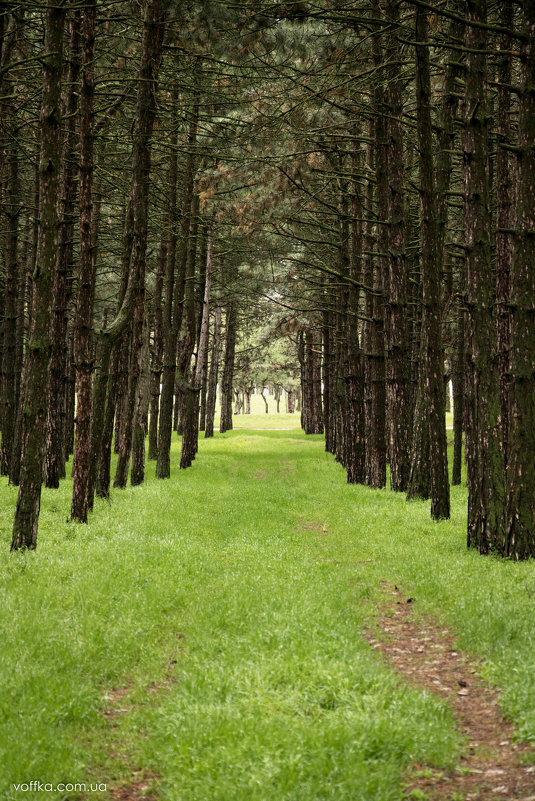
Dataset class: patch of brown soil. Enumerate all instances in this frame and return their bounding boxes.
[106,770,159,801]
[254,469,266,479]
[102,686,132,721]
[299,517,328,533]
[367,586,535,800]
[99,644,183,800]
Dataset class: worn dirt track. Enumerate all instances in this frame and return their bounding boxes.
[367,585,535,801]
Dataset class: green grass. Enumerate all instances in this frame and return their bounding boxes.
[1,426,534,801]
[214,392,300,429]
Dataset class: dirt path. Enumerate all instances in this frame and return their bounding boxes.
[367,586,535,801]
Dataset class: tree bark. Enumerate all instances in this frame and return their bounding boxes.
[407,8,450,519]
[148,231,166,459]
[156,94,198,477]
[451,290,465,486]
[112,0,168,488]
[204,303,222,438]
[71,0,96,522]
[11,0,66,551]
[95,347,118,499]
[45,8,80,488]
[345,141,365,484]
[322,310,335,453]
[302,330,323,435]
[219,301,237,433]
[495,1,513,468]
[174,192,201,444]
[365,17,387,489]
[9,241,29,486]
[384,0,411,493]
[180,231,211,468]
[463,0,505,553]
[198,340,209,430]
[63,325,75,460]
[1,107,21,476]
[131,306,151,485]
[504,6,535,560]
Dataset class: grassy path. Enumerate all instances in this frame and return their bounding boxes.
[1,426,534,800]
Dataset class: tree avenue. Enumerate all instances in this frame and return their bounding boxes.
[0,0,534,559]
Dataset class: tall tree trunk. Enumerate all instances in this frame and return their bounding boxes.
[311,331,324,434]
[90,231,132,504]
[302,330,323,435]
[131,307,151,485]
[148,231,166,460]
[88,0,168,498]
[219,301,237,433]
[365,92,386,489]
[156,94,198,478]
[87,334,110,508]
[407,8,450,519]
[1,12,26,481]
[384,0,411,492]
[11,0,66,551]
[9,241,29,485]
[505,6,535,560]
[192,234,211,448]
[204,302,222,438]
[1,114,21,476]
[174,193,200,444]
[45,9,80,488]
[451,289,465,486]
[64,326,75,460]
[495,1,513,468]
[113,296,143,488]
[71,0,96,522]
[180,231,211,468]
[95,347,118,499]
[333,185,349,466]
[463,0,505,553]
[198,340,209,430]
[11,156,40,488]
[345,142,365,484]
[112,0,168,488]
[148,93,179,461]
[322,309,335,453]
[113,322,131,455]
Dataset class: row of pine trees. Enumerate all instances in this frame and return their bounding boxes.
[0,1,534,558]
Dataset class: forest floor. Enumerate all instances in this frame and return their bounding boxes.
[1,407,535,801]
